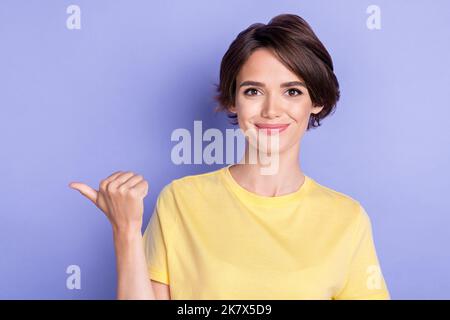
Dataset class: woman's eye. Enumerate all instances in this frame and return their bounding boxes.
[244,88,260,96]
[286,88,302,97]
[243,88,302,96]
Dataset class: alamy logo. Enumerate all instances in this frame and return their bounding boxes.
[366,265,383,290]
[366,5,381,30]
[66,5,81,30]
[171,121,281,175]
[66,264,81,290]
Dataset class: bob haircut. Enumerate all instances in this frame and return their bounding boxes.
[214,14,340,130]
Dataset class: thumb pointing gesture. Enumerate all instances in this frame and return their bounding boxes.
[69,182,98,205]
[69,171,123,214]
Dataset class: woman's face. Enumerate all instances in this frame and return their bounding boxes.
[230,48,324,156]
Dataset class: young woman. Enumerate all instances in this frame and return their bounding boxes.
[69,14,390,300]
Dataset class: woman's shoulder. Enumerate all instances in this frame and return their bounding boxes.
[158,166,225,198]
[307,176,359,203]
[306,176,367,222]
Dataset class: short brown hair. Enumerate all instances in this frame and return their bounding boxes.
[214,14,340,130]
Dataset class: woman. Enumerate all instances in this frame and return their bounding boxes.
[69,14,390,300]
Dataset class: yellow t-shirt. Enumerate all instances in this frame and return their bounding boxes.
[142,165,390,300]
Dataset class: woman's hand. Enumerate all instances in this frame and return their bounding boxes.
[69,171,149,234]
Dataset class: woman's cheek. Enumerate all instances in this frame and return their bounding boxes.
[289,101,312,122]
[237,100,261,121]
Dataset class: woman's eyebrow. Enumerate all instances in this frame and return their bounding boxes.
[239,80,306,88]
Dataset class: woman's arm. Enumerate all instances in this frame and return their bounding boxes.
[70,170,165,300]
[113,228,156,299]
[151,280,170,300]
[114,227,171,299]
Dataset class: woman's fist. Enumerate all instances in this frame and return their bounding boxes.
[69,171,149,233]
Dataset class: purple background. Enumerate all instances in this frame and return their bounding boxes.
[1,0,449,299]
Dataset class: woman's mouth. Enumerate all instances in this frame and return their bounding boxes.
[254,123,290,135]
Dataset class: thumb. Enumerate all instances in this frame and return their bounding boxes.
[69,182,98,205]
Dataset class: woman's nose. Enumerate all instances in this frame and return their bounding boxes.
[260,97,282,119]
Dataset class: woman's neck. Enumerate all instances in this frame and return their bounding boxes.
[229,144,305,197]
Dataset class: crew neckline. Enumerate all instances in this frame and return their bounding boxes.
[219,164,312,207]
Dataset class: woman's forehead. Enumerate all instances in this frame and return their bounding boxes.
[237,49,303,81]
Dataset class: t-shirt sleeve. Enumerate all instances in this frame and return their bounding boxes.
[334,205,391,300]
[142,183,177,285]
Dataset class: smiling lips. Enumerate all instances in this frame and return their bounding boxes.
[255,123,290,135]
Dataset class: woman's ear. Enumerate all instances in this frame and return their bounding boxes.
[311,105,324,115]
[229,105,237,114]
